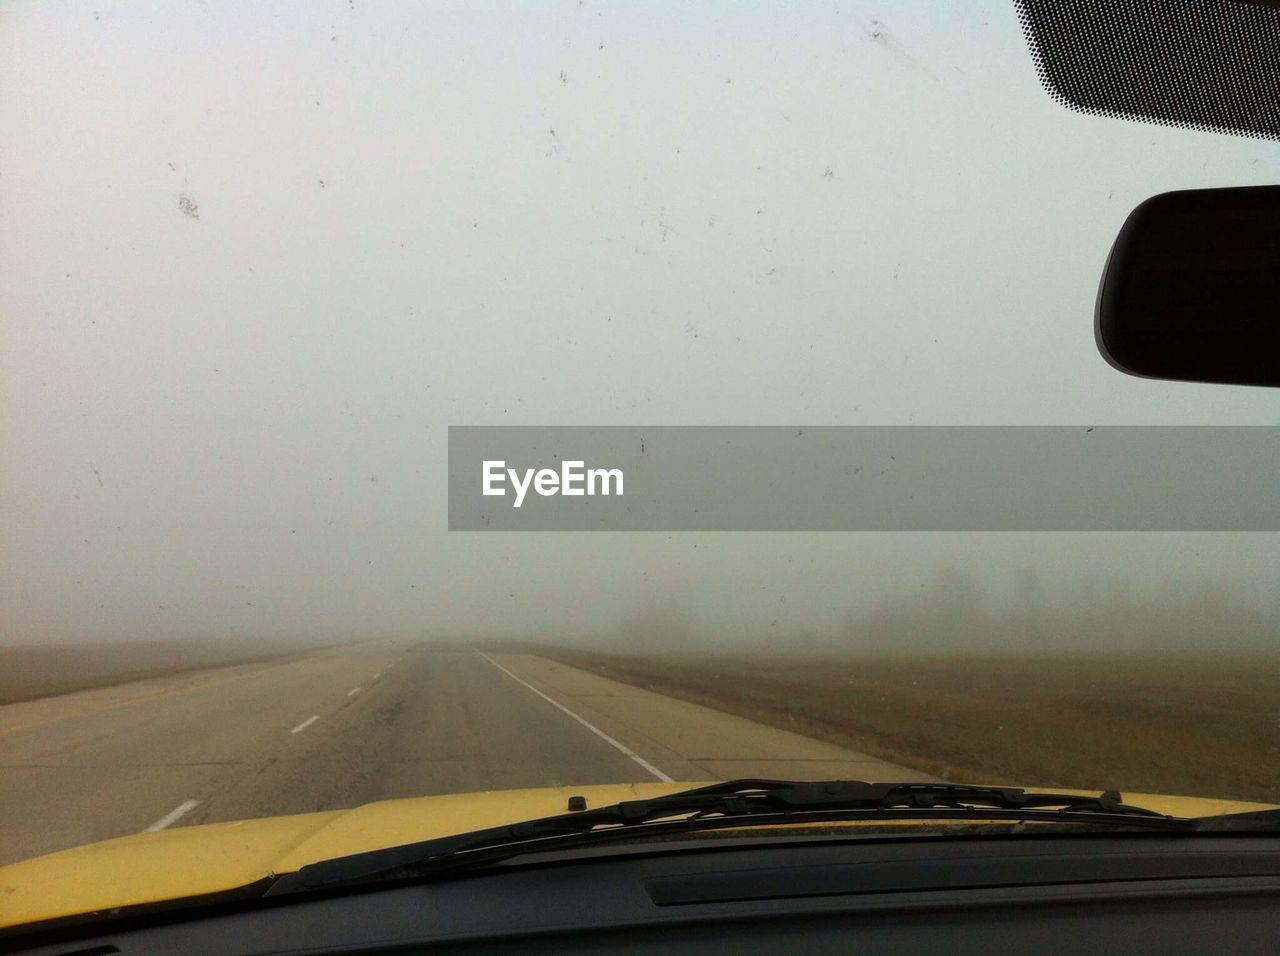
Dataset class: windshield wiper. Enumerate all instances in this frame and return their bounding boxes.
[283,779,1192,891]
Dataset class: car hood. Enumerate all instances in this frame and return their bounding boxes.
[0,782,1274,933]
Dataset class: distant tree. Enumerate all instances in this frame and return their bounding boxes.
[619,593,696,651]
[1007,566,1046,645]
[928,566,986,646]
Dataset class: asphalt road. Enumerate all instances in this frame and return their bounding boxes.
[0,643,928,866]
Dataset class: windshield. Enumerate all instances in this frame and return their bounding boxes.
[2,0,1278,871]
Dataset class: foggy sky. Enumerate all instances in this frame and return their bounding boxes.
[3,1,1278,646]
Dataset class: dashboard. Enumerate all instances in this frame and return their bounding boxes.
[10,832,1280,954]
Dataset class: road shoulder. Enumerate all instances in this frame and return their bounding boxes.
[486,652,938,783]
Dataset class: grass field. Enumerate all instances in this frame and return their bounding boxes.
[0,639,314,706]
[536,646,1280,804]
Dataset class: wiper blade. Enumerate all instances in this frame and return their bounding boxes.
[288,780,1181,890]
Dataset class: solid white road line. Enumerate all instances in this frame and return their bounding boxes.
[348,687,362,696]
[290,715,320,734]
[145,799,199,832]
[481,653,674,783]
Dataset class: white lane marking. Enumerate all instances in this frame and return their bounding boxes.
[290,715,320,734]
[481,654,673,783]
[348,686,362,696]
[145,799,199,832]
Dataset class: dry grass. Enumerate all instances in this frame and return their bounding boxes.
[536,646,1280,805]
[0,639,314,705]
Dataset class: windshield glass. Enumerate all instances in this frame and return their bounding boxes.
[2,0,1278,870]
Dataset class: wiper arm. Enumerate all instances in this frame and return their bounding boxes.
[287,780,1181,891]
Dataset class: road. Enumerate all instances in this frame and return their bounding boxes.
[0,643,928,866]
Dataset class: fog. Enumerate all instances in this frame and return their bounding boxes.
[3,2,1278,651]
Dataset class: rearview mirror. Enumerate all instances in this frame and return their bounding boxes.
[1096,186,1280,387]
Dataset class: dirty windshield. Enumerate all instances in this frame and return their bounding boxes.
[2,0,1279,868]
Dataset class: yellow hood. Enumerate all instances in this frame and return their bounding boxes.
[0,783,1274,933]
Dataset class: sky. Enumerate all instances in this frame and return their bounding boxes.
[2,0,1278,646]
